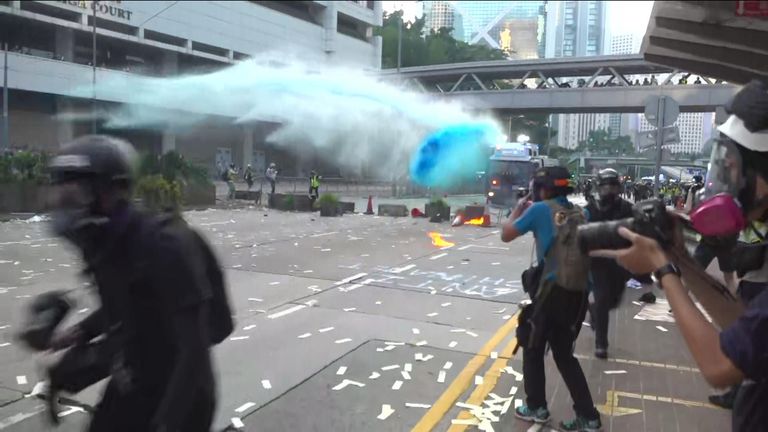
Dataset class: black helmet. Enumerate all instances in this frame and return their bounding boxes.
[693,174,703,183]
[597,168,620,186]
[49,135,137,186]
[532,166,573,195]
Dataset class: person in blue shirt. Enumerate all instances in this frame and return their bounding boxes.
[592,81,768,432]
[502,166,601,432]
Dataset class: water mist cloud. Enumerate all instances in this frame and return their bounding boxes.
[72,55,502,182]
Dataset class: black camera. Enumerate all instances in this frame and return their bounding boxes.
[578,199,675,254]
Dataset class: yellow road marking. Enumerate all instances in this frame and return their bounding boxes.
[447,318,519,432]
[597,390,723,417]
[411,313,520,432]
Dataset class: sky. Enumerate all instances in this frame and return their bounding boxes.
[381,1,655,39]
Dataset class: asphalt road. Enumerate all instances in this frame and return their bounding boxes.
[0,198,729,432]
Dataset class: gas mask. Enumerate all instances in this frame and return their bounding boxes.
[689,138,766,236]
[598,183,620,205]
[49,180,108,248]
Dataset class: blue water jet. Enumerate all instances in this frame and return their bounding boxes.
[410,123,501,188]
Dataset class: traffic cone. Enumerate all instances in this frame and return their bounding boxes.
[364,195,374,215]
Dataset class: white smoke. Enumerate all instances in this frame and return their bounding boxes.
[69,54,502,177]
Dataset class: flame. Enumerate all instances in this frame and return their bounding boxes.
[465,217,485,225]
[428,232,455,248]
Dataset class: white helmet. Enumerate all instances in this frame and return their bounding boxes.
[717,80,768,153]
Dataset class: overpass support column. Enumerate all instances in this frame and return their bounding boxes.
[54,27,74,62]
[242,125,254,168]
[55,97,74,145]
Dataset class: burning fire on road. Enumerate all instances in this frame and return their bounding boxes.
[427,232,455,248]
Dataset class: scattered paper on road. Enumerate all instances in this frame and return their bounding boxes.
[441,302,452,307]
[16,376,27,385]
[412,328,420,335]
[475,375,484,385]
[335,338,352,344]
[229,336,249,341]
[466,331,479,337]
[297,333,312,339]
[377,404,395,420]
[438,370,447,383]
[235,402,255,413]
[426,312,439,317]
[336,366,348,375]
[443,361,453,370]
[449,341,458,348]
[231,417,245,429]
[261,380,272,389]
[401,371,412,380]
[392,380,403,390]
[332,379,365,391]
[604,370,627,375]
[369,372,381,380]
[318,327,334,333]
[381,365,400,371]
[415,340,428,346]
[405,403,432,408]
[452,419,480,426]
[656,325,669,332]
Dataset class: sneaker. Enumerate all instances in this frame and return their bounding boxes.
[560,416,602,432]
[708,388,737,409]
[514,405,551,423]
[595,347,608,359]
[638,292,656,304]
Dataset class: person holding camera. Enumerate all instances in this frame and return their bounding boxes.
[585,168,635,359]
[590,80,768,432]
[502,166,601,432]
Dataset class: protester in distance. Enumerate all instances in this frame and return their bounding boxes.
[590,80,768,432]
[244,164,254,191]
[265,162,278,195]
[309,170,321,207]
[46,135,227,432]
[502,166,602,432]
[585,168,635,359]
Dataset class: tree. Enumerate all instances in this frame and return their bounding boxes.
[378,12,505,69]
[576,128,635,156]
[506,114,557,154]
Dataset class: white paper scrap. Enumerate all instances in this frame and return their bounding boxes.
[343,307,357,312]
[392,380,403,390]
[466,331,479,338]
[297,333,312,339]
[412,328,420,335]
[443,361,454,370]
[415,340,428,346]
[369,371,381,380]
[426,312,439,317]
[336,366,348,376]
[656,325,669,332]
[449,341,458,348]
[229,336,249,341]
[235,402,256,413]
[604,370,627,375]
[377,404,395,420]
[509,385,518,395]
[231,417,245,429]
[318,327,334,333]
[451,419,480,426]
[490,351,498,359]
[450,328,466,333]
[335,338,352,344]
[16,375,27,385]
[401,371,412,380]
[475,375,484,385]
[332,379,365,390]
[514,399,523,409]
[441,302,452,307]
[261,380,272,389]
[381,364,400,371]
[404,363,412,372]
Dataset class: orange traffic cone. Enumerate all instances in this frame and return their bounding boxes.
[364,195,374,215]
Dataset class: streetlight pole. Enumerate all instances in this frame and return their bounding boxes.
[2,42,9,151]
[91,1,97,134]
[396,15,402,73]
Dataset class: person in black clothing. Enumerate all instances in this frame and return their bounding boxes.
[47,135,217,432]
[585,169,634,359]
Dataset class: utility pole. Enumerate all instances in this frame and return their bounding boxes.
[91,1,97,134]
[2,42,8,150]
[396,16,402,73]
[653,96,666,197]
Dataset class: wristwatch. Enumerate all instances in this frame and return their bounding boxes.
[652,262,681,286]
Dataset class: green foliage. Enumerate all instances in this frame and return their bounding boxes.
[378,11,505,68]
[0,151,50,184]
[282,194,295,210]
[576,129,635,156]
[135,174,182,212]
[506,114,557,154]
[315,193,340,209]
[137,151,211,187]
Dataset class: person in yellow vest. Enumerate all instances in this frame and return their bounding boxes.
[309,170,321,206]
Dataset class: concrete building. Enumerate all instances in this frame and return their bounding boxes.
[423,1,464,40]
[607,33,642,138]
[556,112,611,150]
[0,0,383,176]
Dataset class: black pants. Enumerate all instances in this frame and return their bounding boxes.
[268,179,276,195]
[523,287,600,420]
[590,261,630,349]
[89,379,215,432]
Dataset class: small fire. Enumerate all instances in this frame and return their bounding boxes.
[465,217,485,225]
[428,232,455,248]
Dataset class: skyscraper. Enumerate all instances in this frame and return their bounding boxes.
[423,1,548,59]
[607,33,642,138]
[634,112,716,154]
[548,0,607,58]
[423,1,464,40]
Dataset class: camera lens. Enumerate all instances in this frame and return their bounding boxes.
[578,218,634,254]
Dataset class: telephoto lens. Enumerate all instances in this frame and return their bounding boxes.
[578,199,673,254]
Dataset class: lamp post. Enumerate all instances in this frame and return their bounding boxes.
[2,42,8,150]
[91,1,97,134]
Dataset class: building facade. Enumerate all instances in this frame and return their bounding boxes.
[0,0,383,176]
[423,1,547,59]
[607,33,642,138]
[556,112,611,150]
[548,0,606,58]
[632,112,716,155]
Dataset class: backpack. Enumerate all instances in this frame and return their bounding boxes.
[541,200,590,292]
[147,214,234,345]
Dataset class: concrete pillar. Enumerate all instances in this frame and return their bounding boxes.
[242,126,254,168]
[161,131,176,154]
[54,27,75,62]
[322,2,337,55]
[55,97,75,145]
[161,51,178,75]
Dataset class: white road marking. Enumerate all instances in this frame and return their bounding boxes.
[430,253,448,260]
[334,273,368,285]
[235,402,256,413]
[267,304,306,319]
[377,404,395,420]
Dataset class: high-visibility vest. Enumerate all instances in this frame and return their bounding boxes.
[310,175,320,188]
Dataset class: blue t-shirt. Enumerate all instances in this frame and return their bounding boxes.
[720,287,768,431]
[512,196,585,262]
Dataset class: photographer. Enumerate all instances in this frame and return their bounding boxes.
[502,166,601,432]
[590,81,768,432]
[585,168,634,359]
[47,136,221,432]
